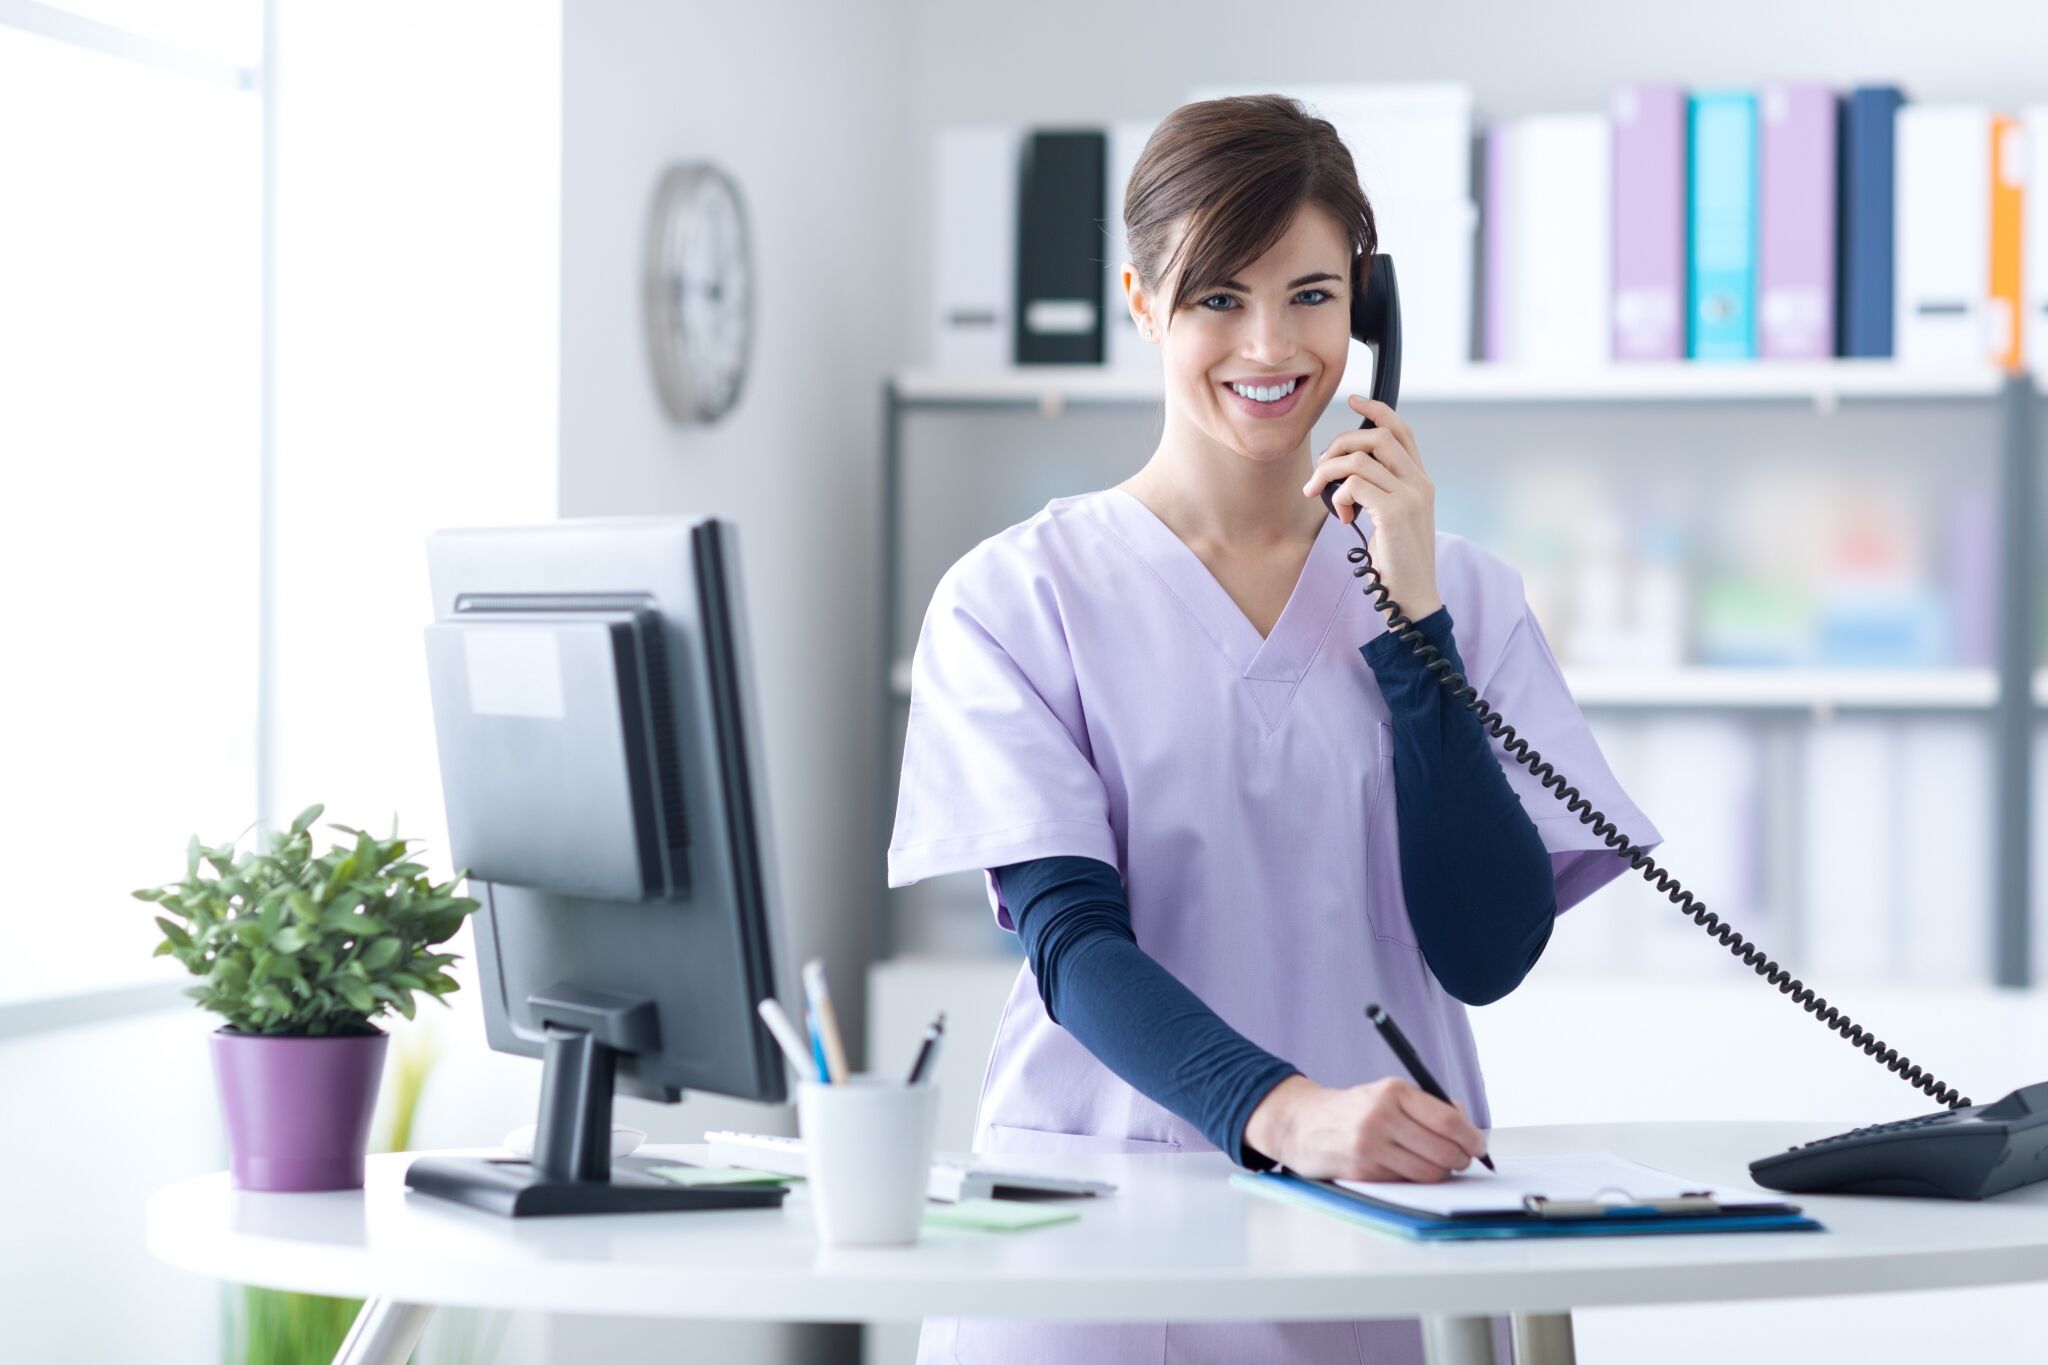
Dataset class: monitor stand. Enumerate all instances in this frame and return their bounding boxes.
[404,985,789,1218]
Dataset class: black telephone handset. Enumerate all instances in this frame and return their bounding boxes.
[1334,254,2048,1200]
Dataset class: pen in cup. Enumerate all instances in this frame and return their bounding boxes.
[756,996,820,1084]
[1365,1002,1495,1172]
[803,959,850,1085]
[905,1011,946,1085]
[804,996,833,1084]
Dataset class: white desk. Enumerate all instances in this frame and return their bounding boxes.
[147,1121,2048,1365]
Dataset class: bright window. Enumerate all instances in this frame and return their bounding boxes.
[0,19,260,1002]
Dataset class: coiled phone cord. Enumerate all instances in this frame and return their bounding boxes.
[1332,508,1972,1110]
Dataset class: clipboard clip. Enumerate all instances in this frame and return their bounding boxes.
[1522,1185,1722,1219]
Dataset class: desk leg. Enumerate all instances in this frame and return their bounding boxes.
[1510,1311,1577,1364]
[1421,1314,1497,1365]
[333,1298,434,1365]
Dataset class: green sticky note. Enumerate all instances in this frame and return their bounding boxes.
[922,1198,1081,1232]
[647,1164,800,1188]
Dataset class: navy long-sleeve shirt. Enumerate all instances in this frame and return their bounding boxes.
[997,605,1557,1169]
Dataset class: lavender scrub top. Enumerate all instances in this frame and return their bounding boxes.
[886,487,1661,1365]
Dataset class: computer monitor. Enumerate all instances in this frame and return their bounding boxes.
[406,517,793,1217]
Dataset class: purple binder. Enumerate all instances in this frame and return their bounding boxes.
[1759,84,1839,359]
[1610,84,1686,361]
[1482,121,1514,362]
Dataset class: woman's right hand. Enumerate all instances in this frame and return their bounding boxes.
[1244,1074,1489,1181]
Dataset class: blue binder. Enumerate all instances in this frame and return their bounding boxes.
[1232,1171,1823,1241]
[1688,90,1760,360]
[1838,85,1906,357]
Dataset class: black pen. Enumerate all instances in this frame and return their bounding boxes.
[1365,1002,1495,1172]
[906,1011,946,1085]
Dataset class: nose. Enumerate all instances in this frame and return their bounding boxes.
[1241,301,1297,369]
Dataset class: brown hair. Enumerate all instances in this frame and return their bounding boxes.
[1123,94,1377,333]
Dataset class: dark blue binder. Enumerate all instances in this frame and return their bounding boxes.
[1838,86,1906,357]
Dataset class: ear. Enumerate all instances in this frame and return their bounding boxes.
[1121,262,1157,341]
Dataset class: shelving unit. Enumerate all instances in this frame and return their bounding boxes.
[878,361,2041,983]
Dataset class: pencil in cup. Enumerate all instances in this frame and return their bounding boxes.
[803,958,851,1084]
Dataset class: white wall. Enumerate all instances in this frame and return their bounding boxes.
[557,2,915,1361]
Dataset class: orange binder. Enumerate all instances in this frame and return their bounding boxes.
[1990,113,2024,371]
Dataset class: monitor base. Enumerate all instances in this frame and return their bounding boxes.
[404,1155,788,1218]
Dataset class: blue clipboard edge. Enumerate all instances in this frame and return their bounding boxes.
[1232,1172,1826,1241]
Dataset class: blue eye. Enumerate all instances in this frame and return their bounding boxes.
[1197,290,1335,311]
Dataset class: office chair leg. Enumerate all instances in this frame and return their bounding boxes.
[1510,1311,1577,1364]
[1421,1314,1498,1365]
[333,1298,434,1365]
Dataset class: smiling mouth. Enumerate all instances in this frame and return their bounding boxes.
[1221,373,1309,397]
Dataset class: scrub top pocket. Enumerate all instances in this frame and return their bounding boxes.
[1362,719,1422,951]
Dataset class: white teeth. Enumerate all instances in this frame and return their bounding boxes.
[1230,377,1298,403]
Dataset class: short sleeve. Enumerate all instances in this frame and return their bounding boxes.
[1467,592,1663,915]
[886,547,1119,930]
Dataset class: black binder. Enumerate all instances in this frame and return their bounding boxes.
[1015,130,1106,365]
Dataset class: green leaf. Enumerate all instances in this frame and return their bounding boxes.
[289,890,319,925]
[359,938,401,973]
[186,835,202,880]
[321,901,365,933]
[132,887,167,903]
[271,925,308,955]
[290,804,325,836]
[336,977,376,1014]
[232,919,270,948]
[154,917,193,950]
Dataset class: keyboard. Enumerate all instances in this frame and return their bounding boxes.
[702,1130,1118,1203]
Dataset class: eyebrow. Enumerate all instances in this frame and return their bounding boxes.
[1212,272,1343,291]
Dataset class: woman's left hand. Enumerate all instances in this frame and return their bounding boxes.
[1302,395,1443,623]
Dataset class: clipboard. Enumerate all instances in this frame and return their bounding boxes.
[1231,1171,1824,1241]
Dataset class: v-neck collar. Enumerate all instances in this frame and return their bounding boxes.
[1095,486,1356,728]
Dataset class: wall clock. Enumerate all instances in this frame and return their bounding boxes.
[644,161,753,425]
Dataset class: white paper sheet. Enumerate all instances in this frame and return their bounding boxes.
[1332,1151,1718,1217]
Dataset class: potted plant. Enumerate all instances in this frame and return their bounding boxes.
[133,803,481,1191]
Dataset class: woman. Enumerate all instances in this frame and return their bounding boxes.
[887,94,1662,1364]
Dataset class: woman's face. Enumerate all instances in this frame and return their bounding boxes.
[1128,202,1354,468]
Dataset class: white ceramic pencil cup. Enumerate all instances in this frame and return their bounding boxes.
[796,1075,939,1246]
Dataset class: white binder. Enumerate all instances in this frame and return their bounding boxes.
[1894,104,1992,365]
[931,124,1020,370]
[1501,113,1612,366]
[1103,117,1158,374]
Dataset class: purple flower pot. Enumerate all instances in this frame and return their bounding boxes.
[211,1027,388,1191]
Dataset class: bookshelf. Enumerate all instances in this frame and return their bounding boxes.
[877,362,2040,983]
